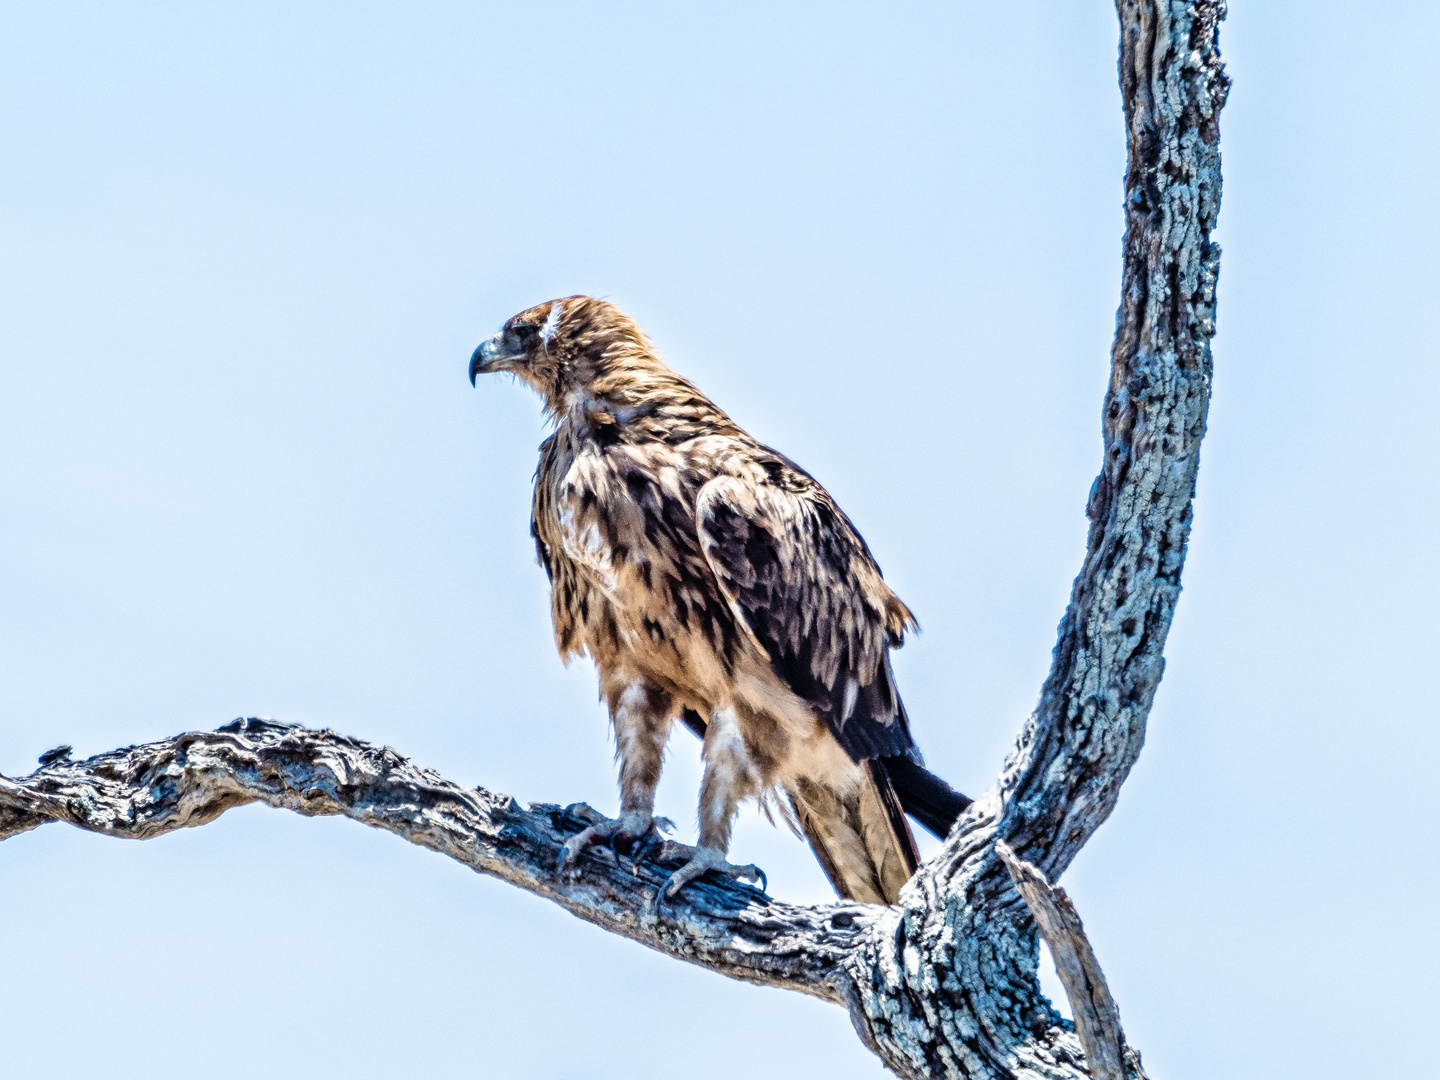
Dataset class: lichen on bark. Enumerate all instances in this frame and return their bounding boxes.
[0,3,1226,1078]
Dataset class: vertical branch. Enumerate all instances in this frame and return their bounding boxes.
[843,5,1228,1075]
[987,0,1230,881]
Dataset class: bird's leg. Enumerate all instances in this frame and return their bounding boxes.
[559,678,673,871]
[662,707,767,897]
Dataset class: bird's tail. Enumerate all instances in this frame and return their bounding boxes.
[787,757,973,905]
[876,756,973,840]
[682,708,972,903]
[786,763,920,905]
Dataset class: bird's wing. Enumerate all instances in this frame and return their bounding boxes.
[695,471,917,762]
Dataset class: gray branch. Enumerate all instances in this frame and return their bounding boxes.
[836,1,1227,1076]
[3,2,1226,1077]
[997,0,1228,887]
[996,842,1140,1080]
[0,719,870,1000]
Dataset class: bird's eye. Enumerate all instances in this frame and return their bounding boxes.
[510,323,538,344]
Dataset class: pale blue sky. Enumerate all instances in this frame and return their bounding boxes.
[3,3,1437,1078]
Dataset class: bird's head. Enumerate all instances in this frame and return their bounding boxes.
[469,295,654,416]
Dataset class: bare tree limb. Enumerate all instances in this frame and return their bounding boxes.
[993,0,1229,886]
[3,2,1226,1077]
[996,842,1137,1080]
[833,2,1227,1076]
[0,718,872,1000]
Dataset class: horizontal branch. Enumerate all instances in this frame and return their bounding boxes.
[0,718,876,1000]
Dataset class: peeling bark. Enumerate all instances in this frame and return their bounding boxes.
[1,2,1225,1077]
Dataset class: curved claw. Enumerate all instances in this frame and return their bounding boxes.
[628,817,676,873]
[558,824,603,871]
[660,864,702,899]
[558,811,656,873]
[631,832,660,872]
[727,863,766,894]
[660,847,767,899]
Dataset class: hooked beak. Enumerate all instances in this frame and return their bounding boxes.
[469,331,521,386]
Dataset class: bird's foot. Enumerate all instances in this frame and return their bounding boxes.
[660,845,767,898]
[627,818,677,871]
[557,809,673,872]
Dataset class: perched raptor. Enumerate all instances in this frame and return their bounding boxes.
[470,296,969,903]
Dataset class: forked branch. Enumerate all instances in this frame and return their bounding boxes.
[826,2,1226,1075]
[2,2,1226,1078]
[997,842,1137,1080]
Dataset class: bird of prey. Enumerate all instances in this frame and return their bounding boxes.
[470,296,968,903]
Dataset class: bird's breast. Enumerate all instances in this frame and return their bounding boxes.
[535,436,756,688]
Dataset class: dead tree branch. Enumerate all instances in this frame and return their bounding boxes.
[826,1,1227,1075]
[2,2,1225,1077]
[996,842,1134,1080]
[0,718,870,998]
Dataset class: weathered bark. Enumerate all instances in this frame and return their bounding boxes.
[997,842,1131,1080]
[1,2,1225,1077]
[826,3,1227,1075]
[0,719,870,998]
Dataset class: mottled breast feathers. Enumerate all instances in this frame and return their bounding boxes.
[533,408,921,766]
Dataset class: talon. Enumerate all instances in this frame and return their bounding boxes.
[660,847,766,899]
[631,832,658,872]
[558,826,596,871]
[556,810,658,875]
[629,818,676,873]
[662,865,701,898]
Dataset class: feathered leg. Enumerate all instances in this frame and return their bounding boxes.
[661,706,766,897]
[559,675,673,870]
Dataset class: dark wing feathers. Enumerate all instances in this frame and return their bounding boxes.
[695,469,918,764]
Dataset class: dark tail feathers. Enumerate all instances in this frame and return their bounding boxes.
[680,708,972,842]
[876,756,972,840]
